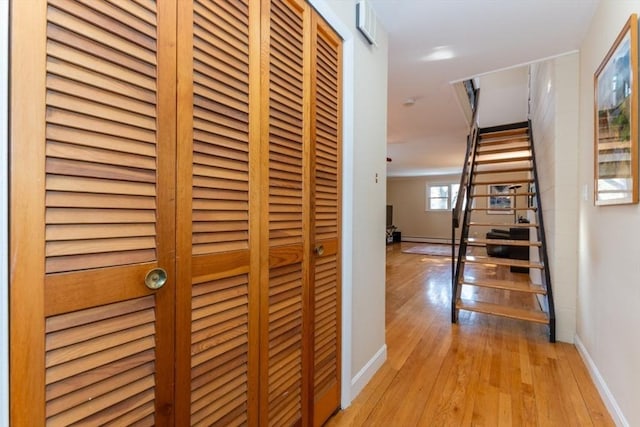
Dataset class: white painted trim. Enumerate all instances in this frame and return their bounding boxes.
[574,335,628,427]
[350,344,387,398]
[338,37,355,410]
[306,0,356,410]
[1,0,9,426]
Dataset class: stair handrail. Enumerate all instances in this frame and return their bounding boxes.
[451,87,480,322]
[527,119,556,342]
[452,88,480,229]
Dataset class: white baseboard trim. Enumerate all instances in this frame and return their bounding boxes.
[402,236,453,244]
[350,344,387,400]
[574,335,628,427]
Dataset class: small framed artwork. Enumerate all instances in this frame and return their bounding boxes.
[594,14,639,205]
[528,182,537,209]
[487,184,513,214]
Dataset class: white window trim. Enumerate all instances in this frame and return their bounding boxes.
[426,183,459,211]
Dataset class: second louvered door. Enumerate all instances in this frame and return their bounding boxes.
[261,0,309,425]
[10,1,177,425]
[175,0,260,425]
[309,14,342,427]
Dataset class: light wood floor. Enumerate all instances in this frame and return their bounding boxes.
[326,243,614,427]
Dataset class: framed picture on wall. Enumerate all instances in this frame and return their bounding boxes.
[487,184,513,214]
[594,14,639,205]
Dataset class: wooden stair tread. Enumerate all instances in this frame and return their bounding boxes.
[463,255,543,269]
[474,166,532,174]
[479,128,529,139]
[476,155,532,165]
[478,136,529,146]
[466,237,541,247]
[460,276,546,294]
[468,221,538,228]
[476,146,531,156]
[456,299,549,324]
[473,178,534,185]
[471,192,536,198]
[470,207,537,212]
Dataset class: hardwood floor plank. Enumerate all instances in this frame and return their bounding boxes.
[326,244,614,427]
[557,344,614,426]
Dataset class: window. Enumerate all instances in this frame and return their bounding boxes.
[426,183,460,211]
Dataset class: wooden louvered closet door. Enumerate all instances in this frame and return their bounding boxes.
[10,0,342,425]
[10,1,177,425]
[260,0,310,425]
[175,0,260,425]
[309,13,342,427]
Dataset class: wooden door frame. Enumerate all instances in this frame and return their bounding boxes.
[0,0,9,425]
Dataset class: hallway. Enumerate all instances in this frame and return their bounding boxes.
[327,243,614,426]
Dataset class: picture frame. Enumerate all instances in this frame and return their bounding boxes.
[528,182,537,209]
[487,184,513,214]
[594,14,639,205]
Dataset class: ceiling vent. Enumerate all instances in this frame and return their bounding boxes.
[356,0,378,46]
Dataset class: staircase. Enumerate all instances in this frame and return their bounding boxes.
[452,118,556,342]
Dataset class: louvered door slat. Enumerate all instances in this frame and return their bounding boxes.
[47,208,154,224]
[48,73,156,112]
[105,0,156,25]
[104,403,155,427]
[195,20,247,64]
[70,389,155,426]
[49,0,157,57]
[47,361,153,418]
[47,60,155,106]
[46,140,155,169]
[47,160,155,184]
[46,222,155,245]
[46,192,155,210]
[48,44,153,91]
[47,125,155,156]
[47,25,156,80]
[194,151,248,172]
[46,237,156,257]
[75,0,155,38]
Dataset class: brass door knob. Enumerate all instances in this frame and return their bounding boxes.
[314,245,325,256]
[145,268,167,290]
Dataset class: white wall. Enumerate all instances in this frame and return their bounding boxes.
[1,1,9,426]
[577,2,640,425]
[322,0,389,403]
[529,53,580,343]
[478,66,529,128]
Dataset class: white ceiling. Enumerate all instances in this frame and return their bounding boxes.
[370,0,600,177]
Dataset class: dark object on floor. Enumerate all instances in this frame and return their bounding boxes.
[486,227,530,273]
